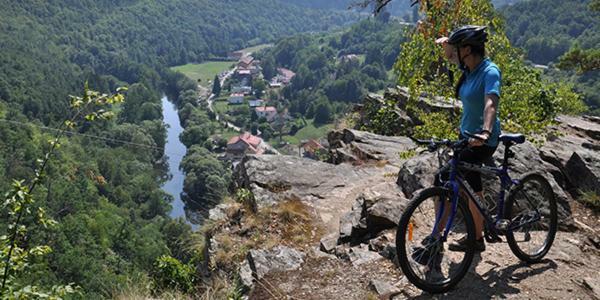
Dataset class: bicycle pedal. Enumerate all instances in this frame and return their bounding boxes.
[495,219,510,231]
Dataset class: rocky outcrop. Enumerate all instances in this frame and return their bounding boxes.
[358,87,462,136]
[328,128,416,166]
[233,154,366,208]
[540,115,600,196]
[338,182,408,244]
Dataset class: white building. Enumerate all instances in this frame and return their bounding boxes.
[228,93,244,104]
[255,106,277,122]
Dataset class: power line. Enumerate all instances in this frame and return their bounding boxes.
[0,118,188,159]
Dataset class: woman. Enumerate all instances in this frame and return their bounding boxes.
[435,25,502,252]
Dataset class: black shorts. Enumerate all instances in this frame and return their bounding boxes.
[435,138,497,192]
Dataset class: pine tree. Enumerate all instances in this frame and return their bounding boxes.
[212,75,221,96]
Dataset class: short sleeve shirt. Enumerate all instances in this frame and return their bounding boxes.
[459,58,502,147]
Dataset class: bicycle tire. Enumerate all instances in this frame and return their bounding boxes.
[504,173,558,263]
[396,187,476,293]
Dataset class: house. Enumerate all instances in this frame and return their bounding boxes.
[248,99,265,107]
[269,80,283,88]
[237,68,252,76]
[300,139,326,159]
[228,93,244,104]
[226,132,265,157]
[238,56,254,69]
[228,51,244,60]
[339,54,359,63]
[276,68,296,84]
[254,106,277,122]
[232,85,252,95]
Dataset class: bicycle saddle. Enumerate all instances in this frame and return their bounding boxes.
[499,133,525,144]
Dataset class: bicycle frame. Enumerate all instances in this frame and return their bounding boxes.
[431,147,522,241]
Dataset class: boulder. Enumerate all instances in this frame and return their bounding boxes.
[348,245,383,267]
[565,152,600,194]
[396,151,438,199]
[369,279,402,296]
[328,128,417,166]
[246,246,305,280]
[319,233,339,254]
[339,182,409,243]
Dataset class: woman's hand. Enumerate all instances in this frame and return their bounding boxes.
[436,36,457,63]
[468,132,490,147]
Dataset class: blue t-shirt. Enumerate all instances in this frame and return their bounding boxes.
[459,58,502,147]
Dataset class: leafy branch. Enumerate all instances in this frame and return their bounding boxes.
[0,83,126,299]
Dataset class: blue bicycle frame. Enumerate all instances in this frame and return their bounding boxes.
[430,142,522,241]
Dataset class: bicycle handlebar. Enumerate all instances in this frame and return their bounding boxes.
[412,131,482,153]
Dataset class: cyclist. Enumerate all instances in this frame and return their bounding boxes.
[434,25,502,252]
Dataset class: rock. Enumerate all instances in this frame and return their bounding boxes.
[319,233,339,254]
[362,182,408,229]
[368,231,395,252]
[583,277,600,300]
[339,182,409,243]
[334,244,351,260]
[208,203,239,222]
[396,152,438,199]
[348,246,383,266]
[565,152,600,194]
[328,128,416,166]
[339,197,367,243]
[233,154,367,208]
[369,279,401,296]
[239,260,254,290]
[357,87,462,136]
[246,246,305,280]
[559,115,600,140]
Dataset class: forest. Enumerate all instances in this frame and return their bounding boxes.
[501,0,600,113]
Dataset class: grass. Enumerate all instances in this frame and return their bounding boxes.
[579,190,600,211]
[280,119,334,146]
[213,99,230,114]
[171,61,234,87]
[239,43,272,55]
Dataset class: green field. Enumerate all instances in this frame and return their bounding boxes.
[280,119,334,145]
[213,99,231,114]
[171,61,234,87]
[239,43,272,55]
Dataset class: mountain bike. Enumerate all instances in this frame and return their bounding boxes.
[395,133,558,293]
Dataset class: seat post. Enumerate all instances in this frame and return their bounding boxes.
[502,142,514,167]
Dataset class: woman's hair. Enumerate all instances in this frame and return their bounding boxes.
[454,44,486,98]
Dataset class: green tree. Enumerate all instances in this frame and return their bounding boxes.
[212,75,221,97]
[313,101,333,125]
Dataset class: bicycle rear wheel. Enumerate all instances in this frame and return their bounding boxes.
[505,173,558,263]
[396,187,476,293]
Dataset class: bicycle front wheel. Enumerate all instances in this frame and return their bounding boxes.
[396,187,476,294]
[505,173,558,263]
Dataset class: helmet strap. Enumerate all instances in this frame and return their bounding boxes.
[456,46,471,71]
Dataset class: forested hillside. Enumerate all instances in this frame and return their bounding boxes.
[0,0,353,297]
[501,0,600,113]
[501,0,599,65]
[0,0,352,121]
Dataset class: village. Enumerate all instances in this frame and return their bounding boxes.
[205,49,329,162]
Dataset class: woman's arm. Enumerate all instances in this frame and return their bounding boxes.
[482,94,499,133]
[469,94,498,146]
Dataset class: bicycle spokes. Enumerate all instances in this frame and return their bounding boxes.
[403,194,472,285]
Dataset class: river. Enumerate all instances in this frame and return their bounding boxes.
[160,96,197,229]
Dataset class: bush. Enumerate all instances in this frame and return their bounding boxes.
[152,255,196,293]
